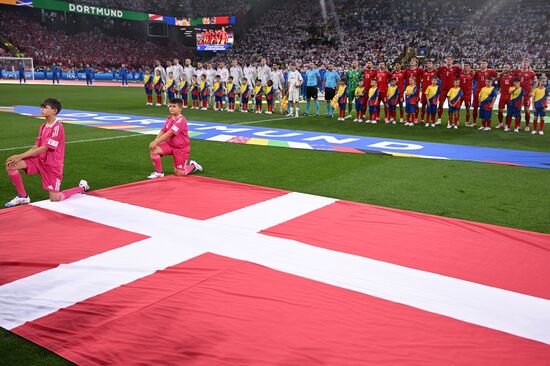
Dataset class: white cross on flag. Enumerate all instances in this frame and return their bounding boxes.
[1,176,549,365]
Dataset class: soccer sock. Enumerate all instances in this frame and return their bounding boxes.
[182,164,195,175]
[315,100,319,114]
[533,117,538,130]
[525,110,531,127]
[482,120,486,128]
[486,119,491,128]
[498,110,504,124]
[515,117,521,129]
[157,95,162,104]
[7,170,26,197]
[506,116,512,128]
[540,117,545,131]
[455,113,460,125]
[414,111,418,123]
[473,109,478,123]
[59,186,85,201]
[306,101,311,114]
[150,154,163,173]
[327,103,332,115]
[438,104,443,119]
[465,107,471,123]
[147,95,152,103]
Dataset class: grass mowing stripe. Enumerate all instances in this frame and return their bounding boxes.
[0,133,144,152]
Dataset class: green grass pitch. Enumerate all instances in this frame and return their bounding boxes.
[0,84,549,365]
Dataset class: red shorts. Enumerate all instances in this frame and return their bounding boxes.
[498,95,510,110]
[23,156,62,192]
[378,91,387,104]
[439,89,449,103]
[523,98,531,108]
[159,142,190,172]
[462,94,472,107]
[473,92,480,108]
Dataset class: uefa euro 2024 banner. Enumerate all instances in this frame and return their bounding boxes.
[0,0,236,26]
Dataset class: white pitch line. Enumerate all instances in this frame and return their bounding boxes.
[0,133,144,152]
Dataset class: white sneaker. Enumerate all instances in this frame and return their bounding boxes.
[295,113,299,117]
[286,113,293,117]
[190,160,203,172]
[79,179,90,192]
[447,124,452,129]
[358,119,364,123]
[531,130,537,135]
[147,172,164,179]
[525,127,530,132]
[504,127,510,132]
[265,111,272,114]
[539,131,544,135]
[514,128,519,133]
[5,195,30,207]
[201,107,207,110]
[371,120,377,124]
[453,125,458,129]
[155,103,161,107]
[483,127,491,131]
[495,124,503,129]
[392,121,396,125]
[425,123,429,127]
[478,126,485,130]
[353,118,358,122]
[431,124,435,127]
[436,119,442,125]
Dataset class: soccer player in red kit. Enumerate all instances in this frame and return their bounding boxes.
[472,60,497,127]
[392,62,406,122]
[420,60,438,124]
[496,62,515,129]
[363,60,377,103]
[405,57,423,96]
[459,62,474,126]
[376,61,392,122]
[514,59,537,131]
[437,56,462,123]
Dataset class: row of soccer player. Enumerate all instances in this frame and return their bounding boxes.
[143,69,281,114]
[157,57,545,126]
[331,74,547,134]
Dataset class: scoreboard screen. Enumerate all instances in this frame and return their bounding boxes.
[196,27,234,51]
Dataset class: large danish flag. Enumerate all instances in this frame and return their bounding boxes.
[1,176,549,365]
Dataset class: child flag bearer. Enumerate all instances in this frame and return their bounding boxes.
[5,98,89,207]
[147,98,203,179]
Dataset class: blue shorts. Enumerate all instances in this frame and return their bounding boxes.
[228,97,235,104]
[215,95,223,103]
[507,106,521,118]
[448,107,459,113]
[388,104,397,111]
[167,92,175,100]
[368,105,379,113]
[242,98,249,104]
[191,95,198,101]
[426,104,437,115]
[338,103,346,110]
[480,109,493,120]
[535,107,546,117]
[354,100,364,112]
[405,104,417,114]
[145,88,152,95]
[181,93,188,100]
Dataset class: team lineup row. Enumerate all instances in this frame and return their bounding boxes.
[140,57,548,133]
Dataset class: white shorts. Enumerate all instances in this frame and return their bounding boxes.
[288,89,300,102]
[274,89,282,100]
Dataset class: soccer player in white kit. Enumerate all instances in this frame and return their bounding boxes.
[286,62,303,117]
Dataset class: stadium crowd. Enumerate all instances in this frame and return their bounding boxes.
[220,0,549,70]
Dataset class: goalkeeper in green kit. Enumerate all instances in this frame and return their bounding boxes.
[345,60,363,118]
